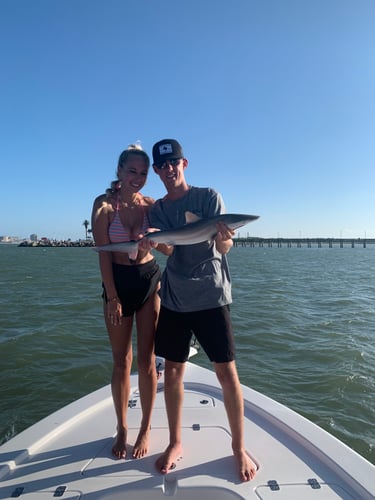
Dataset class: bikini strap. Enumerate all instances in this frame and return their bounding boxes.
[115,193,121,211]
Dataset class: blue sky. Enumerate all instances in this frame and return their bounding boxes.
[1,0,374,240]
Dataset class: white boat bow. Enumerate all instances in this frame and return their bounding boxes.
[0,362,374,499]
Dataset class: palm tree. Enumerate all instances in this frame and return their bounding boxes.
[83,220,90,240]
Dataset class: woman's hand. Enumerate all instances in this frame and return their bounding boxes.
[138,228,161,251]
[107,298,122,326]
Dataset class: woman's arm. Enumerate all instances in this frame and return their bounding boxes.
[91,198,118,301]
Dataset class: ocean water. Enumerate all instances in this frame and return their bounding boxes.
[0,244,374,464]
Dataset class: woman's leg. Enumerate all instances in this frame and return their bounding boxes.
[132,289,160,458]
[105,305,133,459]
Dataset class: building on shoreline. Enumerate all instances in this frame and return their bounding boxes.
[0,236,22,244]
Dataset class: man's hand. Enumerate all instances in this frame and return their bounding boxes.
[215,222,234,254]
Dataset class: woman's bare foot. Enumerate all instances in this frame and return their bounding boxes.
[155,443,183,474]
[132,427,151,459]
[112,427,127,459]
[234,448,257,482]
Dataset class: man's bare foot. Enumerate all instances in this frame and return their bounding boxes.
[112,428,127,459]
[132,427,150,459]
[234,449,257,482]
[155,443,183,474]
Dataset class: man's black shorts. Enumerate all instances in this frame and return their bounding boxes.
[155,305,235,363]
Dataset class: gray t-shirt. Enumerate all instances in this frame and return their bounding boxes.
[148,186,232,312]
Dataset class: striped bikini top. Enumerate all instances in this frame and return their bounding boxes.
[108,195,150,244]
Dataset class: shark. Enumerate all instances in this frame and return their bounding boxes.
[93,213,259,254]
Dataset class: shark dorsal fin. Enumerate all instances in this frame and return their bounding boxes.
[185,211,201,224]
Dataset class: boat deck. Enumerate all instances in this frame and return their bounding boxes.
[0,363,374,499]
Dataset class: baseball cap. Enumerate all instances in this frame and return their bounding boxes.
[152,139,184,165]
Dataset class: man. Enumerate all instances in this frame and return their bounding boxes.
[148,139,257,482]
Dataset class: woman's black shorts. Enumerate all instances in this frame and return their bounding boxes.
[103,259,161,317]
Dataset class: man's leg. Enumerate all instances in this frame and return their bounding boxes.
[214,361,257,482]
[155,360,185,473]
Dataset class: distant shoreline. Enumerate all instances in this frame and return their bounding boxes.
[17,240,94,248]
[2,236,373,250]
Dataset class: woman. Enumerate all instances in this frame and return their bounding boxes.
[92,144,164,460]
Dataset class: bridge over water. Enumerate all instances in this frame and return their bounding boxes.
[233,238,375,248]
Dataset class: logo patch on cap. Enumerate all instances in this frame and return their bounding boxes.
[159,144,173,155]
